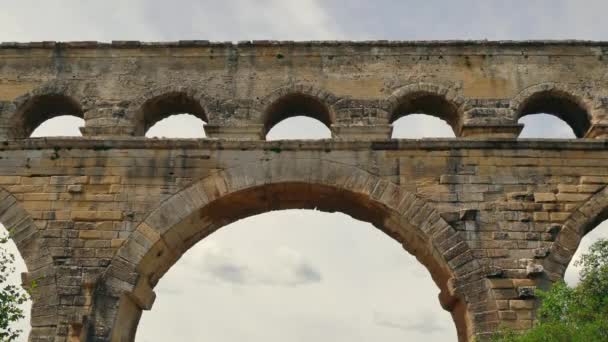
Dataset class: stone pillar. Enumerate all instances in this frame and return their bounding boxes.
[459,124,523,139]
[332,124,392,140]
[459,108,523,138]
[205,124,264,140]
[80,107,136,137]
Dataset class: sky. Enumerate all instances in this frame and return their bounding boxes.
[1,1,608,341]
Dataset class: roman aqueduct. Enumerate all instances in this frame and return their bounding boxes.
[0,40,608,340]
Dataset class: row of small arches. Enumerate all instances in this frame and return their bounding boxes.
[32,113,576,139]
[19,86,589,139]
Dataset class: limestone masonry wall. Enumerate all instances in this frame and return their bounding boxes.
[1,41,608,341]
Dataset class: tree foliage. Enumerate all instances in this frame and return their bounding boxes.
[0,233,28,341]
[493,239,608,341]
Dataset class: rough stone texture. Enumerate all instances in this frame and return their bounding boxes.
[0,40,607,341]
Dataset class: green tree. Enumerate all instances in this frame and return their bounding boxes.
[0,232,28,341]
[493,239,608,342]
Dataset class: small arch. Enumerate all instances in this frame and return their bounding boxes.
[266,116,332,140]
[11,94,83,138]
[386,84,463,135]
[135,91,208,136]
[518,114,576,139]
[391,114,456,139]
[263,93,334,137]
[145,114,207,138]
[512,85,591,138]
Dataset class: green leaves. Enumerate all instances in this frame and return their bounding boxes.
[0,232,28,341]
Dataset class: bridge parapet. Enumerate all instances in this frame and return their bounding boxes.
[0,41,607,140]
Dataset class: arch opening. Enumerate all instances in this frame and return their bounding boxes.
[30,115,85,137]
[145,114,207,138]
[137,92,207,136]
[391,114,456,139]
[12,94,83,138]
[266,116,332,140]
[263,93,333,138]
[390,93,460,136]
[137,209,457,341]
[518,114,577,139]
[548,187,608,284]
[564,219,608,286]
[516,90,590,138]
[105,181,473,342]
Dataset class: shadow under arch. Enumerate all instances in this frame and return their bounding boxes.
[95,162,484,342]
[511,84,591,138]
[9,93,83,138]
[386,83,463,136]
[545,185,608,281]
[132,88,209,136]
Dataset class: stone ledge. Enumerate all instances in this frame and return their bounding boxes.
[0,136,605,152]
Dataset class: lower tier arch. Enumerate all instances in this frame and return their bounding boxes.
[92,161,488,341]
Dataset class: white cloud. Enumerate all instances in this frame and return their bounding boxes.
[179,242,323,287]
[0,0,343,42]
[141,210,454,342]
[374,310,449,334]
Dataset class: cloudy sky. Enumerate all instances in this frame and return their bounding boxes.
[2,1,608,341]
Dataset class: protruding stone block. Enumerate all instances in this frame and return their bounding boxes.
[333,124,392,140]
[459,124,523,138]
[205,124,264,140]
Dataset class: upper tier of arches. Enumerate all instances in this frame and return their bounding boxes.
[1,81,604,140]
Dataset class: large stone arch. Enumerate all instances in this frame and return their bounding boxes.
[0,187,59,340]
[544,185,608,281]
[509,82,594,138]
[91,160,488,342]
[384,82,465,136]
[128,86,215,136]
[256,84,340,136]
[1,81,86,139]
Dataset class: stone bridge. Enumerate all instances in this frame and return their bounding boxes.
[1,40,608,341]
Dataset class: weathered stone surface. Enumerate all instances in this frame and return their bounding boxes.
[0,40,607,341]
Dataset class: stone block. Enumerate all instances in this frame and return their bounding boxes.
[534,192,556,202]
[50,176,88,185]
[71,211,123,221]
[67,185,84,193]
[488,278,514,289]
[510,299,535,310]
